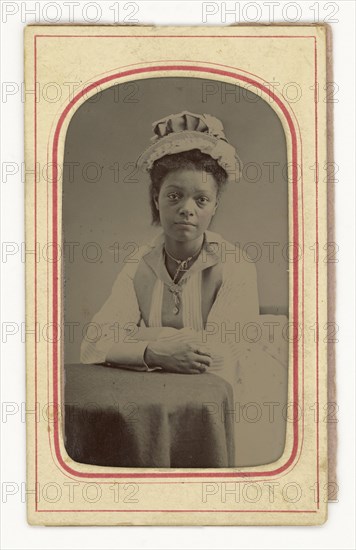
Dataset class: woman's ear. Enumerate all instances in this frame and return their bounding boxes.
[152,191,159,211]
[154,195,159,211]
[212,196,220,215]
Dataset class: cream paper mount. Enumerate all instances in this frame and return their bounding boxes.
[25,24,331,526]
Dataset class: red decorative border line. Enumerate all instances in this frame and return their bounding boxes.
[32,34,319,513]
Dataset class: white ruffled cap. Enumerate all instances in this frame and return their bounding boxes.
[136,111,242,182]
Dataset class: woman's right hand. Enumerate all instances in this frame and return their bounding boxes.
[144,337,213,374]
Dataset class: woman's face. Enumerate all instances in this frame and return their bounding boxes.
[154,168,219,243]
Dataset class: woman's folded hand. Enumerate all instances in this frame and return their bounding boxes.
[144,333,212,374]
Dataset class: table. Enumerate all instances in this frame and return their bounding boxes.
[64,364,236,468]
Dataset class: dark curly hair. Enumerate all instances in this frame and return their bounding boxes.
[148,149,228,225]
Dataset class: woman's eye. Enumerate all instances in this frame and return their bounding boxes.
[197,196,209,205]
[167,193,180,200]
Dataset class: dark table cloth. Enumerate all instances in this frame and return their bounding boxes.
[64,363,235,468]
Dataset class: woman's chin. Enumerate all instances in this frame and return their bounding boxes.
[171,227,203,242]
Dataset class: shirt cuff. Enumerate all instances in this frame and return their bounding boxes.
[142,342,162,372]
[104,340,162,372]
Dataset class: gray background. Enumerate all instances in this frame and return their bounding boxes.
[63,77,288,363]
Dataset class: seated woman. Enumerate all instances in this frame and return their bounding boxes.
[80,111,260,388]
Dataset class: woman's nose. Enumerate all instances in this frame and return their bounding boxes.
[178,198,195,216]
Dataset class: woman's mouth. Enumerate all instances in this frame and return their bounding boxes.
[174,221,196,227]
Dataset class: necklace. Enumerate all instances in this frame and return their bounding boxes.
[164,241,203,315]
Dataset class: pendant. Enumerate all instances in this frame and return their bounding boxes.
[169,283,181,315]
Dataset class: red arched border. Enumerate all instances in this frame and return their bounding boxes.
[51,65,300,479]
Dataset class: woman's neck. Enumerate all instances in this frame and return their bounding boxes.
[163,234,205,261]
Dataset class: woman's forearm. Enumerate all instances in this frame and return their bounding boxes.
[105,327,180,369]
[131,326,178,341]
[106,340,150,366]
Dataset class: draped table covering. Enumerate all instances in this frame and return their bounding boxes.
[64,315,288,468]
[64,364,236,468]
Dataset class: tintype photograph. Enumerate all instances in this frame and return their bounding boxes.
[63,77,289,469]
[25,24,329,525]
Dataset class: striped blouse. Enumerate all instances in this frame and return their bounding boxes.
[80,230,260,380]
